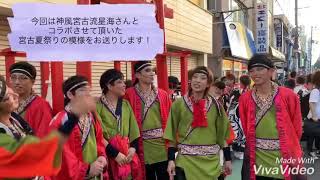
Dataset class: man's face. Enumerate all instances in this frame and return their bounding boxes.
[136,66,155,85]
[108,79,126,97]
[249,67,274,85]
[68,85,96,112]
[10,73,34,96]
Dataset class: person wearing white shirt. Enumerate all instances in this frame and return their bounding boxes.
[307,71,320,158]
[294,76,306,94]
[308,74,320,120]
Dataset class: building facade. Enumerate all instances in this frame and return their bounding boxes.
[0,0,213,105]
[209,0,256,80]
[209,0,289,80]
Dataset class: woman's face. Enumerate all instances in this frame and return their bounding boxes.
[108,79,126,97]
[67,85,96,113]
[191,73,209,93]
[0,87,19,113]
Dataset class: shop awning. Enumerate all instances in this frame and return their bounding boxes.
[269,46,286,62]
[223,22,256,60]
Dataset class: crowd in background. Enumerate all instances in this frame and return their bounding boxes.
[1,56,320,180]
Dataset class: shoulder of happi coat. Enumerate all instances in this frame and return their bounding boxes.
[239,90,252,102]
[122,99,134,110]
[122,98,130,104]
[31,96,51,109]
[125,87,135,94]
[124,87,136,100]
[50,111,67,126]
[157,88,169,96]
[171,98,184,108]
[278,87,298,101]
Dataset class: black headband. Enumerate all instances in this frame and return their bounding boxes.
[194,69,209,76]
[248,54,274,71]
[249,63,272,70]
[135,63,152,72]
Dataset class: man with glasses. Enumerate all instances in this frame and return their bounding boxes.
[9,61,52,137]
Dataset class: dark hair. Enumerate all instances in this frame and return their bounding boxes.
[221,76,226,83]
[226,73,236,81]
[189,66,214,96]
[168,76,179,89]
[240,75,251,87]
[9,61,37,80]
[125,80,133,88]
[188,70,193,80]
[134,61,152,73]
[214,81,226,90]
[306,74,312,84]
[296,76,305,85]
[248,54,274,70]
[312,71,320,88]
[63,75,88,106]
[100,69,124,94]
[285,79,296,90]
[0,75,7,103]
[290,71,297,79]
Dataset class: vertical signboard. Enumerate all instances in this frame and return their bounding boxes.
[274,19,283,52]
[255,3,269,54]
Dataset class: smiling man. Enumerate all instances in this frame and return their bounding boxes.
[9,61,52,137]
[164,66,232,180]
[124,61,172,180]
[50,75,108,180]
[96,69,141,180]
[239,55,305,180]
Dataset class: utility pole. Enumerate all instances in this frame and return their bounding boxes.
[293,0,299,72]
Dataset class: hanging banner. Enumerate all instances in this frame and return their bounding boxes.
[255,3,269,54]
[274,19,283,52]
[225,22,256,60]
[7,3,164,61]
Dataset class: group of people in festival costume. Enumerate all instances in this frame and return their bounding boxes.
[0,54,307,180]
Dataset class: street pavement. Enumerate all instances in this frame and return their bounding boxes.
[227,159,320,180]
[227,142,320,180]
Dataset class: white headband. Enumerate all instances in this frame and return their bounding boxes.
[67,81,89,93]
[10,69,33,79]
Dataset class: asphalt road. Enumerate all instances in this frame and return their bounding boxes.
[227,142,320,180]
